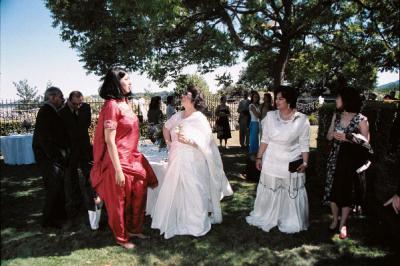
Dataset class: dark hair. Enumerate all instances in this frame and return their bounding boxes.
[337,87,362,113]
[274,85,298,109]
[264,93,272,103]
[250,91,260,105]
[220,95,227,103]
[149,96,161,110]
[68,91,83,101]
[99,67,128,100]
[167,95,174,104]
[186,85,206,112]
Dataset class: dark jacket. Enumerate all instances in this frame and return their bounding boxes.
[32,103,69,164]
[59,102,93,168]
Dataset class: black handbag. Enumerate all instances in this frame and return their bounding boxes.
[288,158,303,173]
[288,158,304,199]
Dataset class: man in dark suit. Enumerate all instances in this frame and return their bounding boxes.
[59,91,98,221]
[33,87,68,228]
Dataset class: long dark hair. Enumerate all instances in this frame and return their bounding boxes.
[250,91,260,105]
[186,85,206,112]
[149,96,161,110]
[99,67,129,100]
[337,87,362,113]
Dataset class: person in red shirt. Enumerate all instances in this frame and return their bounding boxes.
[91,67,158,249]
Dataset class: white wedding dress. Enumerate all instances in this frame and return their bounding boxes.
[151,111,233,239]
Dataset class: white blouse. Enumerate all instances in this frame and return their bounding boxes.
[249,104,260,122]
[261,110,310,179]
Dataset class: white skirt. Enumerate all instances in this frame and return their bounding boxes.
[151,145,212,239]
[246,173,309,233]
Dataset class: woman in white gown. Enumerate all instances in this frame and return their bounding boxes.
[246,85,310,233]
[151,86,233,239]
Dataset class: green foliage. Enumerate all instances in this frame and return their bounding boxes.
[0,121,29,136]
[308,114,319,125]
[173,74,211,96]
[13,80,40,104]
[46,0,398,90]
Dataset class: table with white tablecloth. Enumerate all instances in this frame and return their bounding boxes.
[139,144,168,216]
[0,134,36,165]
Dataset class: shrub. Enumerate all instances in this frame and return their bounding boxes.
[308,114,318,125]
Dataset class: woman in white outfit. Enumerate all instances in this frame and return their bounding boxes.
[151,85,233,239]
[246,85,310,233]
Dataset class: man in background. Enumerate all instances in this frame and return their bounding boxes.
[33,87,68,228]
[237,91,250,148]
[59,91,100,229]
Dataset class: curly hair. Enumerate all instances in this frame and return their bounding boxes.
[186,85,206,112]
[274,85,298,109]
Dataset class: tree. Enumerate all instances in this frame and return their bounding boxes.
[13,80,40,104]
[46,80,54,89]
[46,0,398,90]
[173,74,211,96]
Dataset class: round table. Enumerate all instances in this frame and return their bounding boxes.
[139,144,168,216]
[0,134,36,165]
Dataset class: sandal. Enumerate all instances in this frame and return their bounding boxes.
[339,225,349,239]
[117,241,135,249]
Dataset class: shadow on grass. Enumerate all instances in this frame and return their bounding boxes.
[1,148,399,265]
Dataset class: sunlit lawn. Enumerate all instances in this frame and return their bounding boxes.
[1,144,398,265]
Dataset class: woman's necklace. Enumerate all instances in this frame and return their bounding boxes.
[279,109,295,121]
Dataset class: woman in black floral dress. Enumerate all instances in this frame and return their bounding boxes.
[325,87,371,239]
[215,96,232,148]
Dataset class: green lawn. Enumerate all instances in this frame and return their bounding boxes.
[1,147,398,265]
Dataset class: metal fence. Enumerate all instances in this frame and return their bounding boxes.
[0,97,240,135]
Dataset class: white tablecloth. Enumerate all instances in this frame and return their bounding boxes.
[0,134,36,165]
[139,144,168,216]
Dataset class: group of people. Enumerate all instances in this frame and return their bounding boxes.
[32,88,101,230]
[236,91,273,156]
[32,66,399,250]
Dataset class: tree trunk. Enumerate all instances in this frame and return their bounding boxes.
[273,40,291,89]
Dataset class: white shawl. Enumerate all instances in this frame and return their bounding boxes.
[181,111,233,223]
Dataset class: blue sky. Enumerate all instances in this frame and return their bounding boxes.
[1,0,398,100]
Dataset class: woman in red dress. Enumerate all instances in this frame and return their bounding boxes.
[91,67,158,249]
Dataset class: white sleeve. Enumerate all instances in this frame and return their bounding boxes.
[260,113,270,144]
[299,116,310,153]
[165,112,180,131]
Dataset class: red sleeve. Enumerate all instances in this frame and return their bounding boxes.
[103,100,119,130]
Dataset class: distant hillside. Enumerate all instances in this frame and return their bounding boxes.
[376,80,399,92]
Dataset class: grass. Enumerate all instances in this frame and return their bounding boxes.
[1,145,399,266]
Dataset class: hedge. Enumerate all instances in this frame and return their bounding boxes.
[316,101,399,216]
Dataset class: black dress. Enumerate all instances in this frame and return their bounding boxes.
[215,105,232,140]
[326,113,368,208]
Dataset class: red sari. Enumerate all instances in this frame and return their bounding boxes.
[91,99,157,244]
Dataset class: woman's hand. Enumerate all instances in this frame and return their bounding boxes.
[333,132,347,142]
[177,132,195,147]
[255,158,262,171]
[115,170,125,187]
[384,194,400,214]
[296,162,308,173]
[94,196,102,206]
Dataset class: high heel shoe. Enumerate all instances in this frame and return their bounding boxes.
[339,225,348,239]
